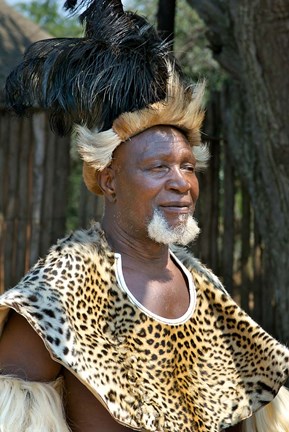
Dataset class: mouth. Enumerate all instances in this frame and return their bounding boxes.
[159,202,193,215]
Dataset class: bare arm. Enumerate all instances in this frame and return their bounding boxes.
[0,310,61,380]
[64,369,134,432]
[0,311,71,431]
[0,311,131,432]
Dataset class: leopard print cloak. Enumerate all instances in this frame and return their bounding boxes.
[0,224,288,431]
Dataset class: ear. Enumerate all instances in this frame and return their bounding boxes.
[97,166,116,202]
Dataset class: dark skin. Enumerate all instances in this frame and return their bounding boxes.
[0,126,242,432]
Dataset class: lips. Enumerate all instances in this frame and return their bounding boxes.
[159,202,192,214]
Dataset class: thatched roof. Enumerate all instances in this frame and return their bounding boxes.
[0,0,51,104]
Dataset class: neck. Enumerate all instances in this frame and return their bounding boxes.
[101,217,170,269]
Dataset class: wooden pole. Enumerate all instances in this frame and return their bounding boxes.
[30,113,46,266]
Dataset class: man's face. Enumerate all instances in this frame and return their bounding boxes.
[109,126,199,241]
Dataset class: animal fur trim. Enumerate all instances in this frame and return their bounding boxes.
[0,223,288,431]
[77,71,208,195]
[242,386,289,432]
[0,375,70,432]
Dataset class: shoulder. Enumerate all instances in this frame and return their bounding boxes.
[15,223,111,287]
[171,244,228,295]
[46,222,107,260]
[0,311,61,381]
[0,224,114,370]
[0,223,112,328]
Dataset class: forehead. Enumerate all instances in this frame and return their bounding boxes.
[113,126,192,164]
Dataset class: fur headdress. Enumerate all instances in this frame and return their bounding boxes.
[5,0,208,195]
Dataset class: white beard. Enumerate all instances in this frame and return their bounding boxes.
[147,209,200,246]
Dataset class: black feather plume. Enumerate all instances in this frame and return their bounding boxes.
[5,0,178,135]
[64,0,124,17]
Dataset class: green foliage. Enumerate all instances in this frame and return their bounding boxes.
[14,0,82,37]
[175,3,225,90]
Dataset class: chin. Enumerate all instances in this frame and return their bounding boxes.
[147,210,200,246]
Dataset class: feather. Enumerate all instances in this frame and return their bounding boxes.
[64,0,124,15]
[5,0,175,135]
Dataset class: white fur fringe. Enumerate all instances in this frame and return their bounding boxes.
[0,375,71,432]
[242,386,289,432]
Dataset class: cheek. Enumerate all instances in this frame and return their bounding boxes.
[191,176,199,201]
[115,180,151,211]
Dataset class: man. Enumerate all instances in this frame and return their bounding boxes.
[1,126,289,431]
[1,1,289,431]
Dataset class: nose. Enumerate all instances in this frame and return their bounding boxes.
[165,166,191,194]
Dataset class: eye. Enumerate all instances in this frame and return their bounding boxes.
[150,164,168,172]
[182,163,196,173]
